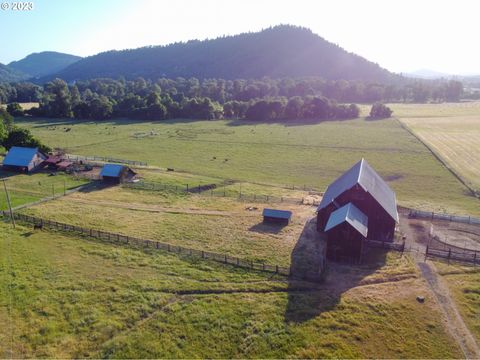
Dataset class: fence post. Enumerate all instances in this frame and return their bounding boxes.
[186,184,189,192]
[448,249,451,264]
[474,251,477,266]
[425,245,428,261]
[224,254,227,264]
[275,265,279,273]
[202,251,205,258]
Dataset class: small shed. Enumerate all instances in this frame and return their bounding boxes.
[325,202,368,262]
[100,163,137,184]
[2,146,47,173]
[262,208,292,226]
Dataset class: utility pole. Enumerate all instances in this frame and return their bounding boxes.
[1,178,15,228]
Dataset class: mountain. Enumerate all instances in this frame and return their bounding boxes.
[0,63,28,82]
[8,51,81,79]
[43,25,398,83]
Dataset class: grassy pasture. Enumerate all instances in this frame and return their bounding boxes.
[401,116,480,192]
[0,169,88,210]
[0,222,462,358]
[16,114,480,215]
[21,186,315,266]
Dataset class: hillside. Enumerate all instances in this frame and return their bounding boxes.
[0,63,27,83]
[44,25,398,82]
[8,51,81,78]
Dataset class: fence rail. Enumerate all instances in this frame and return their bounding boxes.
[407,209,480,225]
[66,154,147,167]
[2,212,328,279]
[365,239,405,252]
[123,181,318,205]
[426,246,480,265]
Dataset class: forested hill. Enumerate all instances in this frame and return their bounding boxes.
[8,51,82,78]
[0,63,27,82]
[44,25,398,83]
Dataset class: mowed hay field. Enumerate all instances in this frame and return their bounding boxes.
[401,116,480,192]
[16,113,480,215]
[0,222,462,358]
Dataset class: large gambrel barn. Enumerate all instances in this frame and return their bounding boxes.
[317,159,398,261]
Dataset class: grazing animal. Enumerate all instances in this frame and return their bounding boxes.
[33,223,43,231]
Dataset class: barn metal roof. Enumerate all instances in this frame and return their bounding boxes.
[262,208,292,220]
[2,147,43,167]
[100,164,125,177]
[325,202,368,237]
[317,159,398,222]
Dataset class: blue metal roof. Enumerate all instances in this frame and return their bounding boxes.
[317,159,398,222]
[262,208,292,220]
[325,202,368,237]
[2,147,42,167]
[100,163,125,177]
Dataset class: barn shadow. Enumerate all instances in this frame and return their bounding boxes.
[76,181,113,194]
[284,217,388,323]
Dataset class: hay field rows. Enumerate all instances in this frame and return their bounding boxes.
[401,116,480,192]
[0,222,462,358]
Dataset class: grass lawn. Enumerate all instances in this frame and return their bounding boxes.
[16,113,480,215]
[0,170,88,211]
[0,222,462,358]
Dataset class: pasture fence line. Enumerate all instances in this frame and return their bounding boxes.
[1,212,326,282]
[66,154,147,167]
[364,239,406,253]
[425,246,480,266]
[406,208,480,226]
[123,181,321,205]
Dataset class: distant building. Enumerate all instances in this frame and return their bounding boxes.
[2,146,47,173]
[317,159,398,261]
[263,208,292,226]
[100,163,137,184]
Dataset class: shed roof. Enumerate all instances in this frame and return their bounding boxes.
[317,158,398,222]
[100,164,125,177]
[262,208,292,220]
[325,202,368,237]
[2,147,44,167]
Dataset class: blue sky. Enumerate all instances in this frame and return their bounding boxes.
[2,0,480,74]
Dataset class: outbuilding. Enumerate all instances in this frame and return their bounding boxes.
[262,208,292,226]
[100,163,137,184]
[2,146,47,173]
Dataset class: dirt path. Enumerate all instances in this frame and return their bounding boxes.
[400,214,480,358]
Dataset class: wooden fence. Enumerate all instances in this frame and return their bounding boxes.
[407,209,480,226]
[123,181,319,205]
[66,154,147,167]
[425,246,480,266]
[3,212,328,281]
[365,239,406,252]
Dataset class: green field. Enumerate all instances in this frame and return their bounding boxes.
[16,112,480,216]
[0,222,462,358]
[0,169,88,211]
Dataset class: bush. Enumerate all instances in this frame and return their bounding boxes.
[6,102,24,117]
[369,102,393,119]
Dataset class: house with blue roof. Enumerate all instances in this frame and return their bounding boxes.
[2,146,47,173]
[100,163,137,184]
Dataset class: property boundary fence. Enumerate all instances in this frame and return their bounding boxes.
[2,212,330,279]
[123,181,319,205]
[407,209,480,226]
[66,154,147,167]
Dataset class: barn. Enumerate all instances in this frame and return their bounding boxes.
[2,147,47,173]
[317,158,398,244]
[100,163,137,184]
[262,208,292,226]
[324,202,368,262]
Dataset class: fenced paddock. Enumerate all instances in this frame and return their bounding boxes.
[425,246,480,266]
[408,209,480,225]
[2,212,328,281]
[66,154,147,167]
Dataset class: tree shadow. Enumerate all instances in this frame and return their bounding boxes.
[249,221,288,235]
[285,217,387,324]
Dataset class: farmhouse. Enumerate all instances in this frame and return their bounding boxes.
[263,208,292,226]
[100,163,137,184]
[2,146,47,173]
[317,159,398,260]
